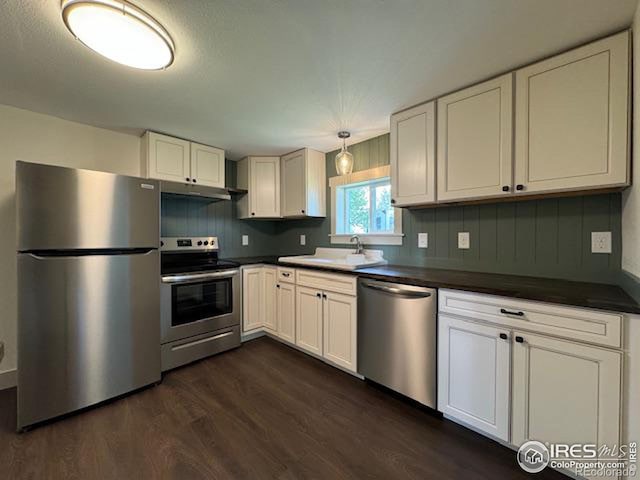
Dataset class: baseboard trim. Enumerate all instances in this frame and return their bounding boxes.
[0,369,17,390]
[241,329,266,342]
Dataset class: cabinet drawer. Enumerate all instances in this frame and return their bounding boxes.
[439,289,622,348]
[277,267,296,283]
[295,269,357,296]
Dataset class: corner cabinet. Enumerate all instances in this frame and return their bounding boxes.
[281,148,326,218]
[141,131,225,188]
[437,74,513,202]
[514,31,629,195]
[390,101,436,207]
[262,267,278,332]
[237,156,281,219]
[242,267,264,333]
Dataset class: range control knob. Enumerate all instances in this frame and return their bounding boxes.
[204,241,209,246]
[197,240,203,246]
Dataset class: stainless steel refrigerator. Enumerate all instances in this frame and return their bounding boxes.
[16,161,161,430]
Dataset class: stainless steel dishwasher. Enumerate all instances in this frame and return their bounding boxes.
[358,278,437,408]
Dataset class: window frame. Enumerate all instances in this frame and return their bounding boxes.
[329,165,404,246]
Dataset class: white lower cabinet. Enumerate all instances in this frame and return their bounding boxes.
[276,282,296,343]
[296,286,323,356]
[511,331,622,452]
[242,266,358,374]
[438,289,623,480]
[438,314,511,441]
[242,267,264,332]
[323,292,357,372]
[263,267,278,332]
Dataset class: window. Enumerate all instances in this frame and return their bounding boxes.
[329,165,403,245]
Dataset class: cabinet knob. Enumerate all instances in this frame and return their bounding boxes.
[192,179,197,183]
[499,333,508,340]
[500,308,524,316]
[316,292,321,298]
[502,185,510,192]
[251,212,255,216]
[186,177,190,182]
[322,293,327,299]
[391,199,396,204]
[276,284,280,288]
[516,184,524,191]
[515,336,524,343]
[301,209,305,214]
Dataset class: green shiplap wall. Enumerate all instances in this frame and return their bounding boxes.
[272,134,623,284]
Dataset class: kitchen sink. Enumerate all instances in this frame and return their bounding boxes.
[278,248,387,271]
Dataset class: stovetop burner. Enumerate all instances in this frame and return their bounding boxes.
[160,236,239,275]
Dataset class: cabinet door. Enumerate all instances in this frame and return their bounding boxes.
[277,282,296,343]
[390,101,436,206]
[515,32,629,194]
[512,331,621,453]
[437,74,513,202]
[438,315,511,441]
[295,286,323,356]
[263,268,277,332]
[249,157,280,218]
[146,132,191,183]
[322,292,357,372]
[190,142,225,188]
[242,267,263,332]
[281,150,306,217]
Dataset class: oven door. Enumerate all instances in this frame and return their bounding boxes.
[160,269,240,343]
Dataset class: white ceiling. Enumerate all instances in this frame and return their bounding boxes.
[0,0,637,159]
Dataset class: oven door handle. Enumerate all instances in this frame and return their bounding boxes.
[161,269,239,284]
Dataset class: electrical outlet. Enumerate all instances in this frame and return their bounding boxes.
[300,234,306,246]
[418,233,428,248]
[242,235,249,246]
[458,232,470,249]
[591,231,612,254]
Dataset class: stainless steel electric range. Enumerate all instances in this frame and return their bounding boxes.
[160,236,241,371]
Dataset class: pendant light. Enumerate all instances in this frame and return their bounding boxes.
[61,0,174,70]
[335,131,354,175]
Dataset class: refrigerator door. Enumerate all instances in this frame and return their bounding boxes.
[16,161,159,251]
[17,250,161,429]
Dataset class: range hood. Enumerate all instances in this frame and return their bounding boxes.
[160,181,232,201]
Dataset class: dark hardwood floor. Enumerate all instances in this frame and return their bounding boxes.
[0,337,565,479]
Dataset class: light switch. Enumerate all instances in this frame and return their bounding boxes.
[242,235,249,246]
[591,231,612,254]
[458,232,470,249]
[418,233,428,248]
[300,234,306,246]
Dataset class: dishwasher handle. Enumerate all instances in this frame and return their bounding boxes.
[361,282,432,298]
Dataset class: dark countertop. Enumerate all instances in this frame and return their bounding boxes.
[224,256,640,315]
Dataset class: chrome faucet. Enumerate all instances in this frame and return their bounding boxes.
[350,235,364,254]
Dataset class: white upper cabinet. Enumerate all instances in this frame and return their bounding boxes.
[142,132,191,183]
[142,132,226,187]
[237,156,281,219]
[190,142,225,188]
[390,101,436,206]
[514,31,629,194]
[437,74,513,202]
[281,148,326,218]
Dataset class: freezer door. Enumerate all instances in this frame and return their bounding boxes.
[17,250,160,429]
[16,161,159,251]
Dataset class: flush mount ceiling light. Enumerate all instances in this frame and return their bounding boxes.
[61,0,174,70]
[335,131,354,175]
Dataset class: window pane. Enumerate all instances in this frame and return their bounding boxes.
[346,185,370,233]
[372,182,393,232]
